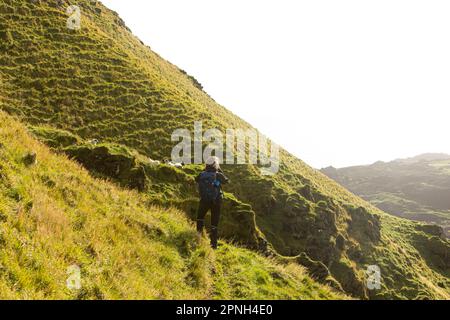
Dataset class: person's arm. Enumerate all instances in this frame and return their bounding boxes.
[217,172,229,185]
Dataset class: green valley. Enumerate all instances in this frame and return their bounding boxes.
[321,154,450,238]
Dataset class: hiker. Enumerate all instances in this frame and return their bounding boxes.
[195,156,229,249]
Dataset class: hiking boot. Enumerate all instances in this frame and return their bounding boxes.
[196,219,205,233]
[210,227,218,249]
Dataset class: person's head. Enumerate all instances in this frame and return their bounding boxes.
[205,156,220,171]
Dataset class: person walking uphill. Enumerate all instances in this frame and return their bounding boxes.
[196,156,229,249]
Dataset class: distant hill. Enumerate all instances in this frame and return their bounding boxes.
[0,0,449,299]
[394,153,450,164]
[321,154,450,237]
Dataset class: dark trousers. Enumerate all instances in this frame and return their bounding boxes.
[196,199,221,249]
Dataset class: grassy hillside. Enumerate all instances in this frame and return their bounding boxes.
[321,155,450,237]
[0,0,449,299]
[0,111,345,300]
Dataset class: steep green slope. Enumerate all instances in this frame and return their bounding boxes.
[321,154,450,237]
[0,111,345,300]
[0,0,449,299]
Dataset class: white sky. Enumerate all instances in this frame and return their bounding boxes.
[101,0,450,168]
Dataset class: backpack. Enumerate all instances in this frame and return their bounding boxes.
[198,171,221,202]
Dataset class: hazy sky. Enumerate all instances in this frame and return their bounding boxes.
[101,0,450,168]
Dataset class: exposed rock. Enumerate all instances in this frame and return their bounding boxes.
[64,144,146,191]
[295,252,344,292]
[417,224,445,239]
[23,151,37,166]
